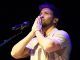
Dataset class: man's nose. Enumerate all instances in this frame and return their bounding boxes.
[40,15,44,18]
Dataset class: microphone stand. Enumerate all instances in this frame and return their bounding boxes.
[0,31,23,47]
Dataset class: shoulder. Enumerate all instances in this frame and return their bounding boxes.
[56,30,69,35]
[52,28,69,36]
[55,29,70,40]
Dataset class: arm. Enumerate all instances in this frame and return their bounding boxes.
[11,15,43,59]
[35,30,67,53]
[35,30,57,53]
[11,30,35,59]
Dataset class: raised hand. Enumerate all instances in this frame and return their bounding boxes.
[32,16,42,32]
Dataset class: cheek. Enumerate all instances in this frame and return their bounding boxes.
[42,15,53,24]
[43,18,52,24]
[45,16,53,22]
[45,15,53,19]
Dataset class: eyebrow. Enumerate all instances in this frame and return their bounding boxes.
[41,10,52,14]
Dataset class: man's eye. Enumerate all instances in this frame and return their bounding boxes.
[45,12,49,14]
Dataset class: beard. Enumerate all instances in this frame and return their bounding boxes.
[42,22,47,27]
[42,20,51,28]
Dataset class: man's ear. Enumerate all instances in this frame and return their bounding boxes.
[53,18,59,24]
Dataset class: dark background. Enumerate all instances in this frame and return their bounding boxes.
[0,0,80,60]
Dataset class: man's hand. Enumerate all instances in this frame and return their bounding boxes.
[32,16,42,32]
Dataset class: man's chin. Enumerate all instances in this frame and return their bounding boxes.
[42,23,48,27]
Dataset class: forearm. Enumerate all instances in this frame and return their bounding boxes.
[35,30,45,46]
[35,30,53,50]
[11,30,35,57]
[35,30,63,52]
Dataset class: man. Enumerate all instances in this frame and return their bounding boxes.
[11,2,72,60]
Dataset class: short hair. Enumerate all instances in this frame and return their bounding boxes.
[39,2,59,18]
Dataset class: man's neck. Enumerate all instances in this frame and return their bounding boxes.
[42,24,55,36]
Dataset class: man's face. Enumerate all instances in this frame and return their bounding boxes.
[40,8,54,26]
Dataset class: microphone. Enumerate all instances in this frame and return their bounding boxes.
[12,21,30,30]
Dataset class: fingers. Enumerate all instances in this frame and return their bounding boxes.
[32,15,42,32]
[34,15,42,26]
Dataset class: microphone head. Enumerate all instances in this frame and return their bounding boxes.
[12,21,30,30]
[21,21,30,30]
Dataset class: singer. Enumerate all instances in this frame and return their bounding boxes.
[11,2,72,60]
